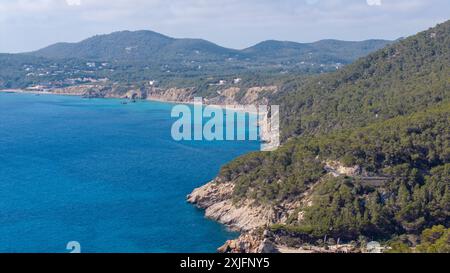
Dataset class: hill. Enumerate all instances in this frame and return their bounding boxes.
[243,39,391,64]
[30,30,390,67]
[31,30,239,63]
[193,20,450,250]
[221,103,449,238]
[0,31,390,90]
[276,20,450,140]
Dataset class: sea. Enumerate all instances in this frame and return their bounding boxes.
[0,92,259,253]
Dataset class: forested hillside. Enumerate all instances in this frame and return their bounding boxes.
[215,20,450,245]
[222,104,449,239]
[31,30,238,63]
[276,20,449,140]
[243,39,390,64]
[31,30,389,66]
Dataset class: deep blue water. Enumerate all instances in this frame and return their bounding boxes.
[0,92,259,253]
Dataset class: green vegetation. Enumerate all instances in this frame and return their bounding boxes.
[242,39,391,65]
[32,30,389,67]
[387,225,450,253]
[415,225,450,253]
[275,20,449,140]
[221,105,449,240]
[386,241,413,253]
[219,20,450,245]
[0,31,390,90]
[1,18,448,250]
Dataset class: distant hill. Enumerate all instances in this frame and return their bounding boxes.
[0,30,391,89]
[31,30,240,63]
[30,30,390,66]
[243,39,391,64]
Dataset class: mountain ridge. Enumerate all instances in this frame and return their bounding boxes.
[0,29,392,89]
[29,29,391,65]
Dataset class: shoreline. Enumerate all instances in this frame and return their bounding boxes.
[148,96,260,114]
[0,89,83,97]
[0,89,259,114]
[2,87,262,252]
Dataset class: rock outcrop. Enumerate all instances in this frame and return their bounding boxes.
[187,179,309,253]
[146,87,194,102]
[52,84,101,96]
[241,86,277,105]
[187,180,276,231]
[187,160,375,253]
[217,230,279,253]
[324,160,361,177]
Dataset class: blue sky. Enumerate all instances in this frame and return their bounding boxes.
[0,0,449,53]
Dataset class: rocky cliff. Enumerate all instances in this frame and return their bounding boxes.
[32,83,278,107]
[187,178,310,253]
[187,180,278,231]
[187,160,372,253]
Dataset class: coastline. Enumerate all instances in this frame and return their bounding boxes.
[0,93,248,252]
[0,89,83,97]
[1,88,264,252]
[0,89,259,114]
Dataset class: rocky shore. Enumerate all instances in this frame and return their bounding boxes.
[187,161,374,253]
[187,180,278,253]
[3,85,358,253]
[187,179,360,253]
[187,179,308,253]
[187,180,277,232]
[1,83,278,108]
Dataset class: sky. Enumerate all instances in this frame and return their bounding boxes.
[0,0,449,53]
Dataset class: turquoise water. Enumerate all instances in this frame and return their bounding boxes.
[0,92,259,253]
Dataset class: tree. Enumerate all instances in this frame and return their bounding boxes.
[416,225,450,253]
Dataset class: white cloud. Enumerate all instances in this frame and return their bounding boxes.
[367,0,382,6]
[66,0,81,6]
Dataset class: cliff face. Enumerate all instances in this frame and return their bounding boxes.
[205,86,278,105]
[50,84,145,99]
[187,177,350,253]
[41,84,278,106]
[187,181,277,231]
[187,180,282,253]
[187,160,369,253]
[146,87,194,102]
[187,178,363,253]
[187,178,308,253]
